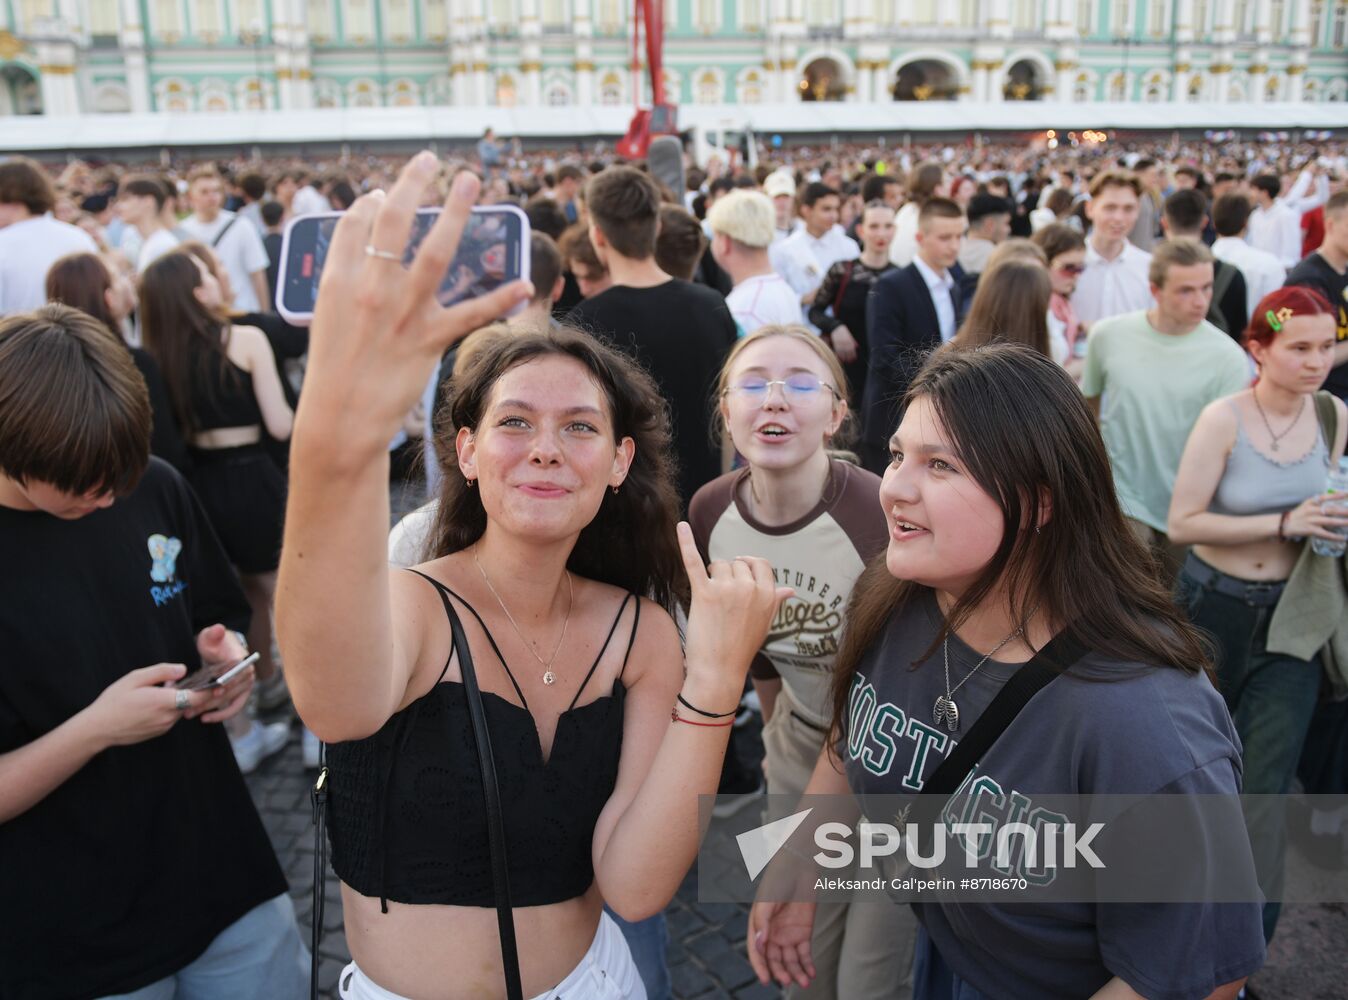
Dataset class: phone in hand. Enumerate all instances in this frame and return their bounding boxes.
[174,651,261,691]
[275,205,532,326]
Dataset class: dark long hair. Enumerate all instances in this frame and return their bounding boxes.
[45,252,121,337]
[953,259,1052,357]
[429,326,688,613]
[139,250,234,436]
[829,344,1211,742]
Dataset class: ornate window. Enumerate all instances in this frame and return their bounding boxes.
[1109,72,1127,99]
[738,68,765,103]
[307,0,335,41]
[236,0,266,34]
[542,0,569,26]
[384,0,414,40]
[89,0,121,34]
[496,73,518,106]
[423,0,449,39]
[695,68,723,103]
[19,0,54,32]
[1111,0,1131,34]
[1073,71,1094,101]
[1149,0,1167,36]
[348,79,380,107]
[1077,0,1094,34]
[1334,2,1347,45]
[597,0,624,30]
[806,0,837,24]
[1013,0,1038,30]
[153,0,186,39]
[599,70,623,103]
[547,82,572,105]
[194,0,225,38]
[344,0,376,41]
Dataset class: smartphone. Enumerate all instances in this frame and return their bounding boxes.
[175,651,261,691]
[276,205,531,326]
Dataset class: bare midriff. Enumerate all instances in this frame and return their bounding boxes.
[340,880,603,999]
[1193,539,1298,584]
[191,425,262,449]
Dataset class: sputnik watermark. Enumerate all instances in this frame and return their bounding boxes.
[736,808,1104,880]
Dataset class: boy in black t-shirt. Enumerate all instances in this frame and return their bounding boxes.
[566,165,737,507]
[0,305,306,1000]
[1286,190,1348,401]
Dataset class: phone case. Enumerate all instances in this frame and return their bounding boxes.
[274,204,532,327]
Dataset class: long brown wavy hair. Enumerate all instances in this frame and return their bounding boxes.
[829,344,1211,745]
[953,258,1052,357]
[139,250,236,436]
[429,326,688,613]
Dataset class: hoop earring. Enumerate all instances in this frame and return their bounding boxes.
[466,478,477,489]
[611,484,620,495]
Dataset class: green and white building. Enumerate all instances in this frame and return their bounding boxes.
[1,0,1345,117]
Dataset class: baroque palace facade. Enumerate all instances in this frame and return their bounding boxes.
[0,0,1345,116]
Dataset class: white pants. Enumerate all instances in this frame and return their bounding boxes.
[338,910,647,1000]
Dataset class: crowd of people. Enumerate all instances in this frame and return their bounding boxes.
[2,126,1348,1000]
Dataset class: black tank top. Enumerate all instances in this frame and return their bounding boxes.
[326,571,639,909]
[188,342,262,431]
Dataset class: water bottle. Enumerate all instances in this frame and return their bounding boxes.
[1311,458,1348,558]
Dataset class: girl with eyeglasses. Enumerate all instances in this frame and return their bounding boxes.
[1032,222,1089,376]
[690,326,912,1000]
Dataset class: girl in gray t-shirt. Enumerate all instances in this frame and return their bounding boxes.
[748,344,1265,1000]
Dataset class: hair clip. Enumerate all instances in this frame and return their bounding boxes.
[1275,307,1294,325]
[1266,309,1284,332]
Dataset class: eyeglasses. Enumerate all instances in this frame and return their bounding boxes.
[725,374,841,404]
[1055,263,1087,276]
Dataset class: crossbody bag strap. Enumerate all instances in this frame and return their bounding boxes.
[439,582,525,1000]
[910,629,1087,839]
[309,742,328,1000]
[211,215,239,248]
[1314,390,1339,453]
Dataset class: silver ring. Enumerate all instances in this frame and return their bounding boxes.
[364,244,402,262]
[174,689,191,711]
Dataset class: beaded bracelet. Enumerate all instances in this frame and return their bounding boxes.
[1278,510,1290,542]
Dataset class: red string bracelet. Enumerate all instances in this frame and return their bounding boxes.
[671,706,735,727]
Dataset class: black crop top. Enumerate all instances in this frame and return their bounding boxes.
[326,571,639,909]
[188,343,263,431]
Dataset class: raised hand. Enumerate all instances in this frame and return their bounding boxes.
[675,521,793,688]
[300,153,533,450]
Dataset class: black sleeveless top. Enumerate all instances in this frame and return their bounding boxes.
[326,571,639,909]
[188,343,262,431]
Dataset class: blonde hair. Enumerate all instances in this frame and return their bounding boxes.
[985,238,1047,271]
[706,189,777,249]
[713,324,856,455]
[1148,238,1213,288]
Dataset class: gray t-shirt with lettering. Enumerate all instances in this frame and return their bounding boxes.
[843,590,1265,1000]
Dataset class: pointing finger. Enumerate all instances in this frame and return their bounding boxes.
[676,522,709,591]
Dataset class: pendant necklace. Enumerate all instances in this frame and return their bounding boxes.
[1251,385,1306,453]
[473,544,573,685]
[933,609,1037,733]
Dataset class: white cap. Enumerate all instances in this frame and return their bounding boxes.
[763,172,796,199]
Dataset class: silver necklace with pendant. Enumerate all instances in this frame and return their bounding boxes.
[933,612,1035,733]
[473,544,573,685]
[1251,385,1306,453]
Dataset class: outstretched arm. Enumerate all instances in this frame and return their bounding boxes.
[276,156,530,741]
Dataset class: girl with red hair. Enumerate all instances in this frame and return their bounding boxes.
[1168,285,1348,943]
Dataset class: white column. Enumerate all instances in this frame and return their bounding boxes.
[1175,0,1195,40]
[1172,49,1192,101]
[1213,0,1235,41]
[1290,0,1313,45]
[36,40,81,114]
[118,0,151,112]
[573,0,594,105]
[57,0,81,34]
[519,0,541,106]
[896,0,914,27]
[988,0,1012,38]
[1055,47,1077,100]
[1210,60,1232,101]
[1254,0,1272,41]
[972,61,990,100]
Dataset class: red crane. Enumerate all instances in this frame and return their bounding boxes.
[614,0,678,159]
